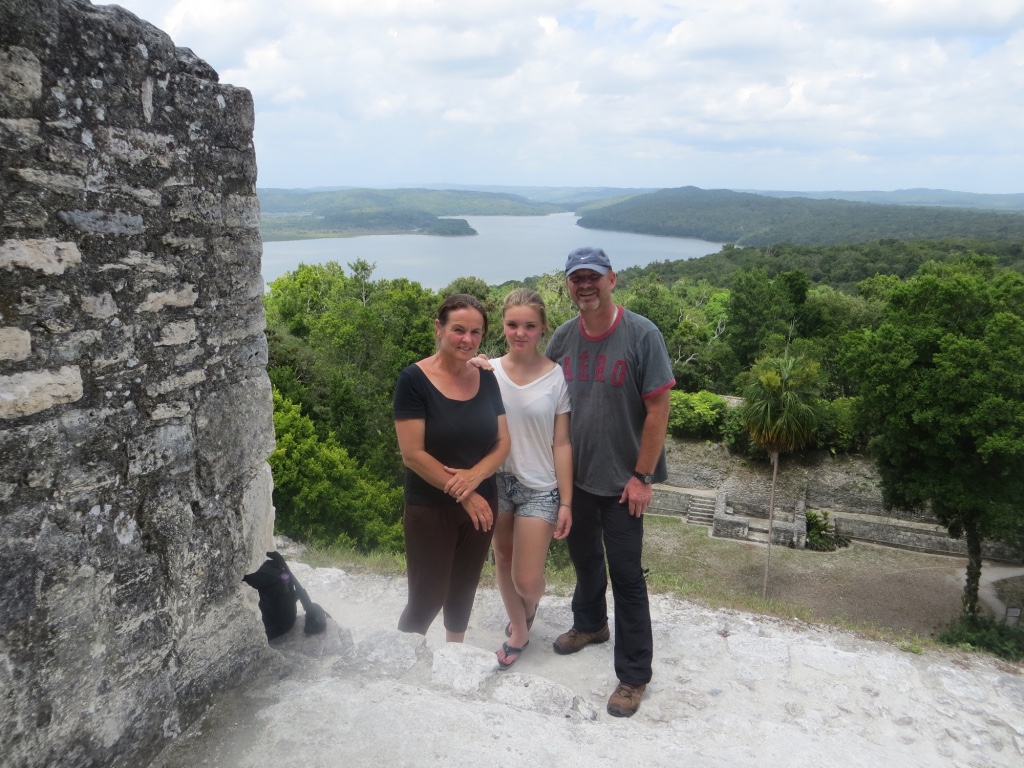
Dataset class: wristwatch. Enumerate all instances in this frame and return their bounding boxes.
[632,470,654,484]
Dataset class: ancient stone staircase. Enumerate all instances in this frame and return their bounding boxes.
[745,521,771,544]
[685,494,716,526]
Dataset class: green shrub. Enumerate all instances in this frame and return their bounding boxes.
[938,615,1024,661]
[668,390,729,439]
[815,397,866,454]
[721,406,767,460]
[546,538,573,572]
[805,509,851,551]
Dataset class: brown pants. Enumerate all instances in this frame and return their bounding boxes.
[398,498,496,634]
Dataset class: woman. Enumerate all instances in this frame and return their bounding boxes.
[489,288,572,669]
[392,294,511,641]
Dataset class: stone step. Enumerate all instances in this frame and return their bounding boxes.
[684,494,716,526]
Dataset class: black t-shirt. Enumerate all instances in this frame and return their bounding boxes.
[393,364,505,505]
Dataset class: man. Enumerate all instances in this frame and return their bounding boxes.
[545,246,675,718]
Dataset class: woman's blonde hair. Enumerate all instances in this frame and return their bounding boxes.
[501,287,548,333]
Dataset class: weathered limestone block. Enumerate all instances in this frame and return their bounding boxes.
[98,126,178,166]
[155,319,198,346]
[492,673,599,721]
[150,401,190,421]
[0,237,82,274]
[0,45,42,111]
[195,376,275,496]
[432,643,499,695]
[0,1,274,766]
[126,423,194,477]
[14,166,86,193]
[713,513,749,540]
[0,365,84,418]
[340,630,426,678]
[137,284,199,312]
[0,116,43,150]
[80,292,118,319]
[770,520,806,548]
[241,464,276,569]
[57,208,146,234]
[0,326,31,360]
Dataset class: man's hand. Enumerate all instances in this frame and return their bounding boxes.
[619,476,653,517]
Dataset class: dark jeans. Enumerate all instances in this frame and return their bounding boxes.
[566,486,653,685]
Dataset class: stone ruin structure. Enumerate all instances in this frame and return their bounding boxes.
[1,1,275,765]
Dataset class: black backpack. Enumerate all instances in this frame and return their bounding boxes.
[242,551,329,638]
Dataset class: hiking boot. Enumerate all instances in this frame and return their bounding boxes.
[607,682,646,717]
[552,624,610,655]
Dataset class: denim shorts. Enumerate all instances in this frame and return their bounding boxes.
[496,472,560,525]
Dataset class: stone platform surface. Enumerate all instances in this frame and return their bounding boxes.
[150,564,1024,768]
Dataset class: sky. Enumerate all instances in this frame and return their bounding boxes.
[105,1,1024,194]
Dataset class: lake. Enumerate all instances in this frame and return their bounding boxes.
[261,212,723,290]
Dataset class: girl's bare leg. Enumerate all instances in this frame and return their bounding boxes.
[497,516,554,664]
[493,511,528,637]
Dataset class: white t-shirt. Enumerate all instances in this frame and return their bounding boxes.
[490,357,571,491]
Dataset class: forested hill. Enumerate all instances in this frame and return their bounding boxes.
[740,188,1024,211]
[576,187,1024,246]
[413,184,656,206]
[258,187,568,241]
[614,239,1024,292]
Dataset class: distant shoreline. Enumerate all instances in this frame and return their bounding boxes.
[261,230,477,242]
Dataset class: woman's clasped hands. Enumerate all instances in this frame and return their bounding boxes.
[444,465,492,531]
[459,491,494,532]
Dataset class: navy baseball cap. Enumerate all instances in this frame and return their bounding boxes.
[565,247,612,276]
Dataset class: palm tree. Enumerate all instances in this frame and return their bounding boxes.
[738,354,823,599]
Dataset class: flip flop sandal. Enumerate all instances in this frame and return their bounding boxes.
[497,640,529,671]
[504,609,537,638]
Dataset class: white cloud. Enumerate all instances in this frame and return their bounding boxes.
[104,0,1024,192]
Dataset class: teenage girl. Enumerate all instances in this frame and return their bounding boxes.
[489,288,572,669]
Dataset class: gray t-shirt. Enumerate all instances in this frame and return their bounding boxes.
[545,306,675,496]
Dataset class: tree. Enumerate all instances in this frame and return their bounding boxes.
[737,354,823,598]
[791,285,885,399]
[264,262,350,337]
[441,276,491,302]
[621,276,733,392]
[852,255,1024,616]
[348,258,377,305]
[270,390,404,552]
[725,268,804,368]
[265,263,438,484]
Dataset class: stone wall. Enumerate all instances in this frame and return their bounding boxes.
[712,513,748,540]
[834,516,1021,563]
[664,439,1021,563]
[664,438,933,523]
[1,2,275,766]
